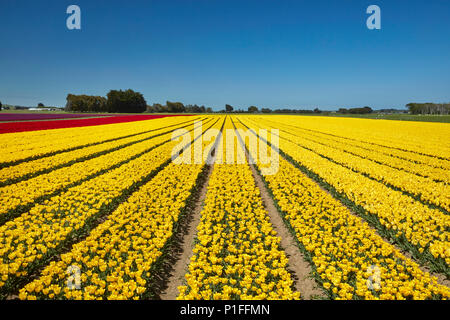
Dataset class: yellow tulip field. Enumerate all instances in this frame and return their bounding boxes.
[0,114,449,300]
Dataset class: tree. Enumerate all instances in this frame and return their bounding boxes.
[185,104,207,113]
[362,106,373,114]
[273,108,314,114]
[339,106,372,114]
[225,104,234,112]
[407,103,421,114]
[206,107,213,113]
[90,96,108,112]
[261,108,271,113]
[147,103,164,113]
[313,108,321,113]
[107,89,147,113]
[65,94,107,112]
[406,103,450,115]
[166,101,185,113]
[38,103,45,107]
[248,106,258,113]
[0,101,2,111]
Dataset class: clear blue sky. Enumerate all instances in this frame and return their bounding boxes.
[1,0,449,110]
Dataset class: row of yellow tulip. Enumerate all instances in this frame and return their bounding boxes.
[246,117,450,212]
[250,116,450,182]
[178,118,300,300]
[257,115,450,169]
[0,116,196,166]
[0,117,219,294]
[264,115,450,160]
[18,163,204,300]
[233,117,450,299]
[17,118,225,299]
[238,117,450,270]
[0,119,211,220]
[0,117,202,185]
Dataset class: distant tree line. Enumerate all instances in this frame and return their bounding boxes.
[337,106,373,114]
[65,94,108,112]
[221,105,260,113]
[376,108,407,114]
[265,108,322,114]
[218,105,328,114]
[5,105,29,110]
[0,104,60,111]
[12,93,450,116]
[65,89,146,113]
[406,103,450,115]
[146,102,213,113]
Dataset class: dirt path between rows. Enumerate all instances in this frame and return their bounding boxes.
[158,164,213,300]
[231,117,327,299]
[238,117,450,289]
[248,158,327,299]
[159,117,226,299]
